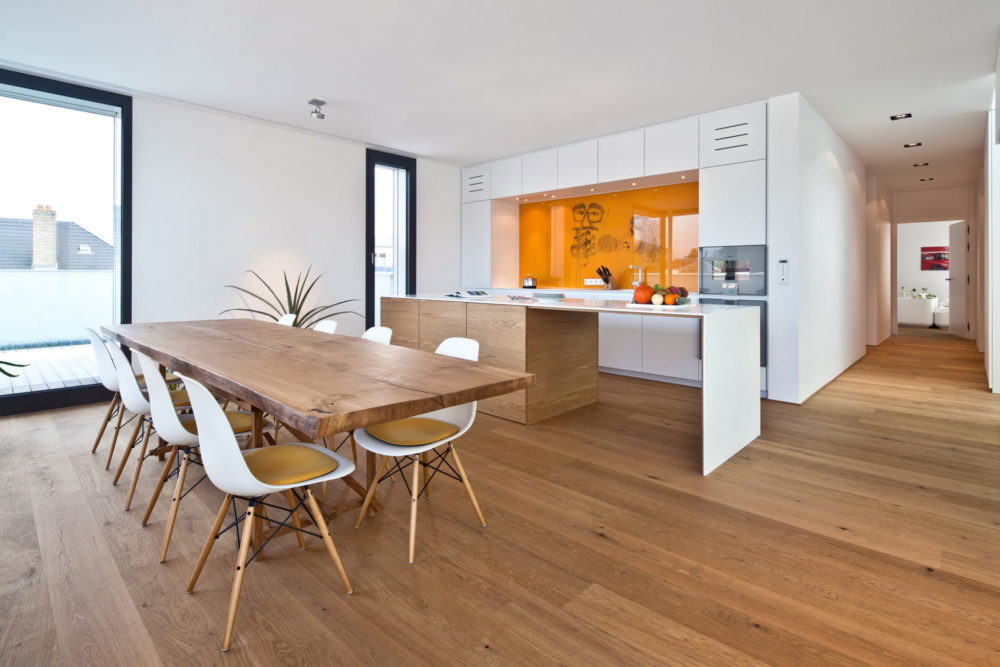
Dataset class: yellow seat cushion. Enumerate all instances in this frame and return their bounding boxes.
[243,444,338,486]
[182,411,254,435]
[366,417,459,446]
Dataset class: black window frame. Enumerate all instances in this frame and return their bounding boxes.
[365,148,416,329]
[0,67,132,416]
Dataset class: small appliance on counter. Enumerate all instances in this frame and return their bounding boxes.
[522,274,537,289]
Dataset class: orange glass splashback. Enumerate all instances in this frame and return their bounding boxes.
[519,182,699,291]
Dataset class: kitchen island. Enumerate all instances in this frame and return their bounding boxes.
[382,295,760,475]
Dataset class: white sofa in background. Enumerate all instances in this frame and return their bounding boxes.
[934,299,950,328]
[898,297,937,326]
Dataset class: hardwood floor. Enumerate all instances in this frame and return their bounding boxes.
[1,328,997,665]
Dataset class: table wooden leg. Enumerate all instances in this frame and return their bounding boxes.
[251,408,264,449]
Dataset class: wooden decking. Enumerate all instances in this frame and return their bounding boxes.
[0,344,99,394]
[0,328,997,664]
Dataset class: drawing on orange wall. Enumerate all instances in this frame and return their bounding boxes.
[920,246,949,271]
[519,181,699,290]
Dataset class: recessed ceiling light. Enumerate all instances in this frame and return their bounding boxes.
[681,175,686,179]
[890,113,912,121]
[913,162,930,167]
[920,177,935,182]
[903,142,922,148]
[631,182,637,186]
[590,188,594,192]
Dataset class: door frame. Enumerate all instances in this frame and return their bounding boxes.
[0,67,131,416]
[365,148,416,329]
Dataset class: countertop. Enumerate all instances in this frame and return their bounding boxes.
[387,294,755,319]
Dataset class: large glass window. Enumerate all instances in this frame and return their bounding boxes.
[365,150,415,328]
[0,69,130,414]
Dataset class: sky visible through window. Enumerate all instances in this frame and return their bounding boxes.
[0,95,115,244]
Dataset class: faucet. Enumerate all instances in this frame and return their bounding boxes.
[629,265,644,286]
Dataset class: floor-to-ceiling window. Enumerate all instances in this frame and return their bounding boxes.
[0,68,131,415]
[366,149,415,328]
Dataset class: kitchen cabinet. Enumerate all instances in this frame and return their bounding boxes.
[641,315,701,381]
[557,139,598,189]
[461,200,491,287]
[598,312,643,372]
[461,163,490,203]
[490,155,522,199]
[644,116,699,175]
[598,129,645,183]
[698,159,766,247]
[698,101,767,168]
[521,148,558,194]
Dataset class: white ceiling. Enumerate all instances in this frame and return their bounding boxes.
[1,0,997,193]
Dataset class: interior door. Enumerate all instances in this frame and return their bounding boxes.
[948,222,966,338]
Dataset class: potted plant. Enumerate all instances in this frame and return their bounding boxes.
[221,267,361,328]
[0,359,27,378]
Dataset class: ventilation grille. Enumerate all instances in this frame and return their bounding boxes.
[710,122,751,153]
[464,171,487,196]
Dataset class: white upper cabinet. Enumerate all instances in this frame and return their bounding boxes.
[557,139,598,189]
[698,159,766,247]
[598,129,644,183]
[644,116,699,175]
[461,200,491,287]
[698,102,767,168]
[490,155,522,199]
[521,148,558,194]
[461,163,491,203]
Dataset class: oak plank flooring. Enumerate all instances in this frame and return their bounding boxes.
[0,327,997,664]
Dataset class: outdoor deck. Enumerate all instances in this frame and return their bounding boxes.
[0,344,99,394]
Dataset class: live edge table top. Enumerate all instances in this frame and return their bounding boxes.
[102,319,535,439]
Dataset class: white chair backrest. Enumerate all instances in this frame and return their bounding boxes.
[84,327,119,392]
[135,352,198,446]
[277,314,296,326]
[314,319,338,334]
[176,374,272,497]
[105,341,150,416]
[361,326,392,345]
[421,337,479,430]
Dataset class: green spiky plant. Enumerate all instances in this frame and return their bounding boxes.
[220,267,361,328]
[0,360,27,378]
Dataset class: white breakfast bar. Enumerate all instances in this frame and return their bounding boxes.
[381,295,760,475]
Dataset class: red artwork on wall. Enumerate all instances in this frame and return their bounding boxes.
[920,246,949,271]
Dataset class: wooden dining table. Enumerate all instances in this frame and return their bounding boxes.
[101,319,535,512]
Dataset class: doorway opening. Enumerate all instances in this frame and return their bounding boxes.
[895,220,964,336]
[365,149,415,328]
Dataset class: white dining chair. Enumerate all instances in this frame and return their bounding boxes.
[354,337,484,564]
[314,319,338,334]
[361,326,392,344]
[179,373,355,652]
[277,314,296,326]
[84,328,126,460]
[135,351,255,563]
[105,342,191,510]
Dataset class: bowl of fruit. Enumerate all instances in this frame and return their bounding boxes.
[630,283,692,307]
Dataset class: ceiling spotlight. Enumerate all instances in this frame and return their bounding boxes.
[631,182,637,186]
[681,175,686,179]
[889,113,912,121]
[920,177,935,182]
[913,162,930,167]
[590,188,595,192]
[903,142,922,148]
[308,98,326,120]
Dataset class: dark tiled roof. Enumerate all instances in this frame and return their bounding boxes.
[0,218,113,270]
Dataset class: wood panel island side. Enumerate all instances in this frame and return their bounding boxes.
[381,295,761,475]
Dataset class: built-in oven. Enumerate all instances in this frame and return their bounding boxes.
[698,245,767,296]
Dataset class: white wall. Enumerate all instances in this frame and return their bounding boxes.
[767,93,866,403]
[896,221,953,299]
[131,97,460,336]
[865,176,892,345]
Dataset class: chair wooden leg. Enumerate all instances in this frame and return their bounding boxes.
[113,418,144,483]
[408,455,420,564]
[142,445,178,526]
[420,451,430,498]
[159,451,191,563]
[222,501,256,652]
[187,493,232,592]
[104,403,127,469]
[355,456,389,528]
[91,393,118,454]
[450,447,486,527]
[305,488,352,594]
[284,490,306,550]
[124,420,153,510]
